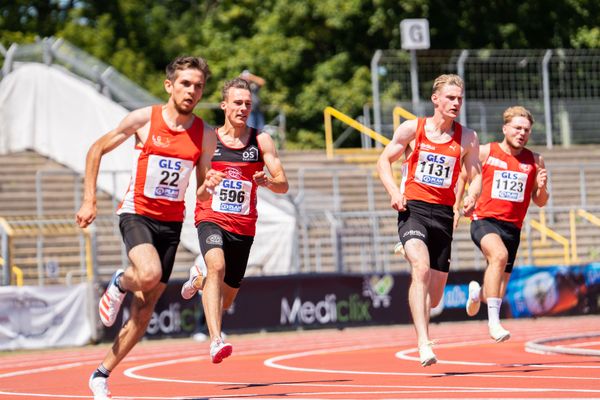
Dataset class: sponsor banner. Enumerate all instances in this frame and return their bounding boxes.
[430,263,600,321]
[0,283,92,350]
[102,284,205,341]
[503,263,600,318]
[100,263,600,341]
[224,273,409,331]
[101,273,409,341]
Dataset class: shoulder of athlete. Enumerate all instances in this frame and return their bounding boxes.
[121,106,152,141]
[256,131,277,153]
[478,142,491,162]
[533,151,546,168]
[391,119,419,145]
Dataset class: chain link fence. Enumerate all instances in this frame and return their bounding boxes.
[371,49,600,147]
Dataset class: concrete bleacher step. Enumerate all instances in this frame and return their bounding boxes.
[0,150,197,284]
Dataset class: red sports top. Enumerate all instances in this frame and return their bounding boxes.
[195,128,265,236]
[472,142,537,228]
[401,117,463,207]
[117,105,204,222]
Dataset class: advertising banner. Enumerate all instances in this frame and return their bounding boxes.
[100,263,600,341]
[430,263,600,321]
[102,273,410,341]
[0,283,92,350]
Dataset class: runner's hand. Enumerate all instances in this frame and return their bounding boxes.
[253,171,270,187]
[204,169,225,194]
[76,201,96,228]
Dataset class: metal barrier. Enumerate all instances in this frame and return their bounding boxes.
[0,216,96,286]
[370,48,600,147]
[323,106,390,159]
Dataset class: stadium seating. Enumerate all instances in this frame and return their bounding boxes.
[1,145,599,283]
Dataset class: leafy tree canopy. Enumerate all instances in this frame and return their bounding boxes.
[1,0,598,147]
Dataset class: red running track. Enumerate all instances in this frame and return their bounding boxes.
[1,315,599,399]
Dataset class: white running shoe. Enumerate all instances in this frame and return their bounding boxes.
[99,269,126,327]
[210,337,233,364]
[89,374,112,400]
[418,341,437,367]
[489,323,511,343]
[181,263,207,300]
[466,280,481,317]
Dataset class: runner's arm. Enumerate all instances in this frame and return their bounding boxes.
[532,153,549,207]
[76,107,151,228]
[255,133,289,193]
[376,119,417,211]
[196,123,224,201]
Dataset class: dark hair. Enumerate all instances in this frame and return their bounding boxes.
[222,77,251,100]
[165,56,211,82]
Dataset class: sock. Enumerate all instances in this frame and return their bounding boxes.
[115,273,126,293]
[92,364,111,379]
[487,297,502,326]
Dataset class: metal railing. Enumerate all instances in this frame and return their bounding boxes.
[293,161,600,273]
[1,37,288,144]
[371,48,600,147]
[324,106,390,159]
[0,216,96,286]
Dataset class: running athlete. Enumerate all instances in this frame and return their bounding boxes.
[462,106,548,342]
[377,74,481,367]
[180,77,288,363]
[76,56,221,400]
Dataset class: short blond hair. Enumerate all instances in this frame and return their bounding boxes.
[432,74,464,94]
[503,106,534,125]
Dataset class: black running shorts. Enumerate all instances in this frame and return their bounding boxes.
[470,218,521,273]
[196,221,254,289]
[397,200,454,272]
[118,213,182,283]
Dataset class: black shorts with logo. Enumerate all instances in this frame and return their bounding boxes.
[196,221,254,289]
[470,218,521,273]
[397,200,455,272]
[118,213,183,283]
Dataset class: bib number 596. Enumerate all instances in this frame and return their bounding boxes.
[219,188,245,203]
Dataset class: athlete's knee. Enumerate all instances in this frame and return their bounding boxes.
[137,271,162,291]
[411,264,430,282]
[207,262,226,279]
[488,249,509,268]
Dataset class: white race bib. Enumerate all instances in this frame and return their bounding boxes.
[211,178,252,215]
[491,170,527,202]
[143,155,193,201]
[414,151,457,188]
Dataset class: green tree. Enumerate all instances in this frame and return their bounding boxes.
[2,0,599,148]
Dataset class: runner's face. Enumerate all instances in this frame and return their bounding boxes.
[166,68,205,115]
[502,116,531,149]
[222,87,252,127]
[432,84,463,119]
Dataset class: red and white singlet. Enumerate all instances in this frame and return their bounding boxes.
[117,105,205,222]
[472,142,537,228]
[194,128,265,236]
[401,117,463,207]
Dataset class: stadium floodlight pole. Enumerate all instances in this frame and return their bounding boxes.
[410,49,420,115]
[542,49,553,149]
[2,43,17,77]
[457,49,469,125]
[371,49,383,144]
